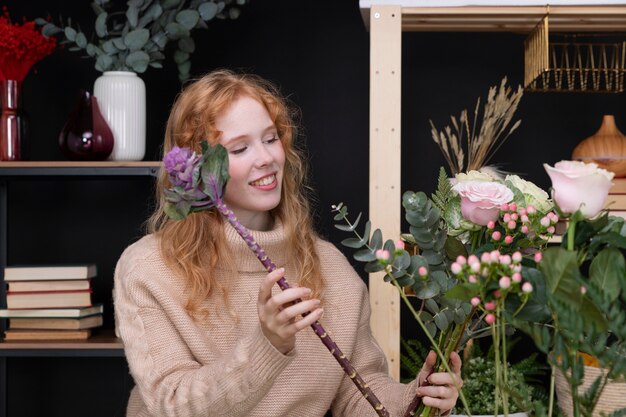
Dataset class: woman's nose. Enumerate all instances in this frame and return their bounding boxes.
[254,144,273,167]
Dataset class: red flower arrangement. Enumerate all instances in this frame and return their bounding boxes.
[0,7,56,81]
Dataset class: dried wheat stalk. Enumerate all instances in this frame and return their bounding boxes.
[429,77,523,175]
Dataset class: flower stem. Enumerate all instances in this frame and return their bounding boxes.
[391,279,472,417]
[215,200,391,417]
[567,219,577,252]
[547,364,555,417]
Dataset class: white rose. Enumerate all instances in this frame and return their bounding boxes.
[505,174,553,213]
[455,170,496,183]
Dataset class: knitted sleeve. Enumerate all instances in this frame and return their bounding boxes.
[329,264,418,417]
[113,245,294,417]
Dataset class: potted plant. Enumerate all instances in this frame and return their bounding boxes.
[36,0,247,160]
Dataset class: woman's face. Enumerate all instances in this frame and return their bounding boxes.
[216,95,285,231]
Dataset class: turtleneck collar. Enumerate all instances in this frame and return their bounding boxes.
[223,218,289,272]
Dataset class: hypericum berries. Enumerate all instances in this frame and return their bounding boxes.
[375,249,390,261]
[485,313,496,325]
[522,282,533,293]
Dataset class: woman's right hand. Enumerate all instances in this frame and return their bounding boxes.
[257,267,323,354]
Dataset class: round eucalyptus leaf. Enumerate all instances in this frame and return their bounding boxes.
[95,12,108,38]
[229,8,241,19]
[198,2,218,21]
[425,321,437,337]
[178,37,195,53]
[95,54,114,72]
[126,50,150,73]
[165,22,190,40]
[149,62,163,68]
[42,24,63,38]
[152,32,168,49]
[124,28,150,50]
[236,0,247,4]
[216,2,226,13]
[176,10,200,30]
[150,51,166,60]
[174,49,189,64]
[162,0,181,8]
[64,26,77,42]
[414,279,440,300]
[75,32,87,48]
[434,312,449,331]
[102,40,118,54]
[112,37,127,50]
[126,5,139,28]
[86,43,97,57]
[34,18,49,26]
[177,60,191,75]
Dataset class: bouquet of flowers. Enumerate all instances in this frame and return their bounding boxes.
[333,166,557,416]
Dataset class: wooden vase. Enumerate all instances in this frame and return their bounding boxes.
[572,115,626,177]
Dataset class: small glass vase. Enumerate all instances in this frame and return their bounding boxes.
[0,79,28,161]
[59,90,114,160]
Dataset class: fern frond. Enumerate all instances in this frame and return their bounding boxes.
[431,166,453,213]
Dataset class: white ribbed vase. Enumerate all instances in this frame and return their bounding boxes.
[94,71,146,161]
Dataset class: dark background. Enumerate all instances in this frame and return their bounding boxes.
[2,0,626,415]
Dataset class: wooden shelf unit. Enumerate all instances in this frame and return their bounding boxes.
[360,1,626,381]
[0,162,160,417]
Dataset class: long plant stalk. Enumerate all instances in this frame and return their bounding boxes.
[390,278,472,417]
[215,200,391,417]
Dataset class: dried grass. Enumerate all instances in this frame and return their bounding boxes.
[429,77,523,175]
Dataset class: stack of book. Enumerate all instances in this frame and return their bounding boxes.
[1,264,102,341]
[606,177,626,220]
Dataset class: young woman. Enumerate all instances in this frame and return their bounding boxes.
[114,69,462,417]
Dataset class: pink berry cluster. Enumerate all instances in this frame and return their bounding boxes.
[450,251,534,325]
[375,240,405,264]
[487,203,558,249]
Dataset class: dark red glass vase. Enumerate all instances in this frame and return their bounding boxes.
[0,80,28,161]
[59,90,114,160]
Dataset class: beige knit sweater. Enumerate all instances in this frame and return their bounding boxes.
[114,221,418,417]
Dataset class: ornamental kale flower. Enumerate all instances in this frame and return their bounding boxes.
[162,145,213,220]
[164,146,200,190]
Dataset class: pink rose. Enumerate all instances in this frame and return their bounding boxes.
[452,181,514,226]
[544,161,614,218]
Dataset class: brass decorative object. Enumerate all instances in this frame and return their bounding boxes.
[524,15,626,93]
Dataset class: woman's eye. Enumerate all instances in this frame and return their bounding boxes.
[265,136,279,144]
[230,146,247,155]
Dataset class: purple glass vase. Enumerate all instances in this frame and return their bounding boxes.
[59,90,114,160]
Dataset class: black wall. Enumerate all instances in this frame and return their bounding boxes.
[2,0,626,415]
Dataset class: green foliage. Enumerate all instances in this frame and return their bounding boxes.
[36,0,247,80]
[525,213,626,417]
[431,166,454,214]
[332,198,472,340]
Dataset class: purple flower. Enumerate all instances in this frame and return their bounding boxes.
[164,146,200,190]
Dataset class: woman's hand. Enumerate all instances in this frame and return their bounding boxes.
[415,351,463,414]
[257,267,323,354]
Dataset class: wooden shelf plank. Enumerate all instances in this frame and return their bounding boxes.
[0,161,161,168]
[0,161,161,177]
[361,5,626,32]
[0,331,124,357]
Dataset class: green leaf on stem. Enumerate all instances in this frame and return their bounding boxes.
[590,247,624,302]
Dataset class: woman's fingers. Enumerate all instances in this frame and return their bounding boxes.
[257,267,323,354]
[277,298,320,322]
[418,350,437,385]
[415,351,463,413]
[258,267,285,304]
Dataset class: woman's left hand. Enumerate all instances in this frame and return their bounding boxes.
[415,350,463,414]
